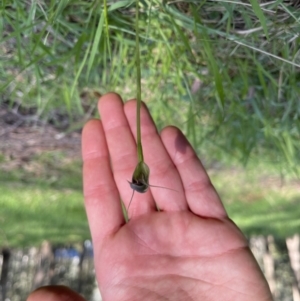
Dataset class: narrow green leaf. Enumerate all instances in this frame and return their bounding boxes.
[70,42,91,98]
[62,81,71,116]
[191,6,224,109]
[169,15,193,55]
[249,0,269,40]
[146,0,154,39]
[202,34,225,109]
[104,0,112,60]
[108,0,134,11]
[53,0,69,20]
[86,10,105,80]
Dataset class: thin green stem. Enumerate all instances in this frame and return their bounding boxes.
[104,0,111,60]
[135,0,144,163]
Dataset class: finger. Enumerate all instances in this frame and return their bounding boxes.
[27,285,86,301]
[161,126,228,219]
[98,93,156,217]
[124,100,188,211]
[82,119,124,246]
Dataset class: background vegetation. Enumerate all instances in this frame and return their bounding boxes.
[0,0,300,247]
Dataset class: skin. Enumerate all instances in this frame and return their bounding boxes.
[27,93,273,301]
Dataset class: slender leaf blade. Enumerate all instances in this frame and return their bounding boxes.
[249,0,269,39]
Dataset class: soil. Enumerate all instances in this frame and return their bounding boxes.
[0,106,82,172]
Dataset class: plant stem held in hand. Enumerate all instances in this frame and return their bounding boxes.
[127,0,150,212]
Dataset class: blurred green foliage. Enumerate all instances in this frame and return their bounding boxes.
[1,0,300,168]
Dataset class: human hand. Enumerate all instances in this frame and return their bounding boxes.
[28,93,273,301]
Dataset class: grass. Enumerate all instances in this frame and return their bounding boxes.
[0,151,88,247]
[209,164,300,239]
[0,182,87,247]
[0,1,300,246]
[0,147,299,247]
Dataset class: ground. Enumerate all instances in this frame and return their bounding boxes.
[0,105,82,173]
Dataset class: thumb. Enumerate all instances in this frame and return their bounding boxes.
[27,285,86,301]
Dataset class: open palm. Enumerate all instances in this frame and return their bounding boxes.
[28,93,272,301]
[81,93,272,301]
